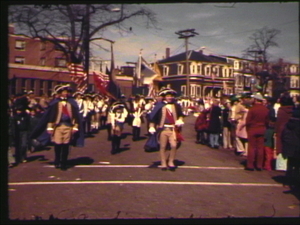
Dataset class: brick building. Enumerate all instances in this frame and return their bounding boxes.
[8,24,77,97]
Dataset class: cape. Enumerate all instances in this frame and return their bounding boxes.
[30,97,85,147]
[148,101,165,121]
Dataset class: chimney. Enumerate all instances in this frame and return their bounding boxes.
[9,24,14,34]
[199,50,203,54]
[166,47,170,58]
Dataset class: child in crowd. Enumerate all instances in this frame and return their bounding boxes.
[194,109,209,144]
[263,120,276,171]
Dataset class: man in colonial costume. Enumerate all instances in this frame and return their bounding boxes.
[30,84,83,170]
[148,88,184,171]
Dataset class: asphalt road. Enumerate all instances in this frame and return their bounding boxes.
[7,114,300,220]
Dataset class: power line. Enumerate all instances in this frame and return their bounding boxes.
[198,20,298,38]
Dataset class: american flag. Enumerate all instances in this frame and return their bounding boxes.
[67,63,88,93]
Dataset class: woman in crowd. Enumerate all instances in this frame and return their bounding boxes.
[274,92,294,157]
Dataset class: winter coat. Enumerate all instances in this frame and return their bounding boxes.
[207,105,222,134]
[245,103,269,136]
[236,108,248,139]
[281,117,300,159]
[221,107,231,128]
[275,105,293,154]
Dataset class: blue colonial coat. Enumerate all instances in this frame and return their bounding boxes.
[30,97,85,147]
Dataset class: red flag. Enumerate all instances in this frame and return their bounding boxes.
[67,63,87,93]
[93,71,117,100]
[93,71,109,95]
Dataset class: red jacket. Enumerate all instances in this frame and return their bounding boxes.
[275,105,294,154]
[195,110,209,131]
[246,103,269,135]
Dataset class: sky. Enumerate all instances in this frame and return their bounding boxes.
[90,2,299,68]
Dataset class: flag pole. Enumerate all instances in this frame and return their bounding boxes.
[137,49,142,87]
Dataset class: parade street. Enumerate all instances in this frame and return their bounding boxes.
[7,114,300,220]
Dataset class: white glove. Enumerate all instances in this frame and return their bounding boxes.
[175,119,184,126]
[148,127,156,134]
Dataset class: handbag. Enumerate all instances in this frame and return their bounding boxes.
[144,132,159,152]
[275,153,287,171]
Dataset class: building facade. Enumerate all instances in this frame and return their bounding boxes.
[8,24,76,97]
[8,24,299,99]
[155,49,235,98]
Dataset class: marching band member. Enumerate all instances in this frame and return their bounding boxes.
[108,102,128,154]
[82,93,94,136]
[91,94,102,131]
[130,95,145,141]
[144,97,156,135]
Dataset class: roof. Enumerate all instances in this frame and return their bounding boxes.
[158,50,227,64]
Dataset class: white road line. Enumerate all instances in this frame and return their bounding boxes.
[8,180,282,187]
[43,165,244,169]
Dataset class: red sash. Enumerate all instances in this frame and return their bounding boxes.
[165,108,175,124]
[62,104,70,117]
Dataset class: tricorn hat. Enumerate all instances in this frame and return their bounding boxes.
[54,84,71,93]
[72,91,84,97]
[158,87,177,96]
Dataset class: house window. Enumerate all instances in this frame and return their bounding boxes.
[40,41,46,50]
[197,64,202,75]
[234,61,239,70]
[178,64,183,75]
[15,40,26,50]
[191,64,197,74]
[55,58,66,67]
[181,85,186,96]
[290,65,298,74]
[163,66,169,76]
[21,78,27,93]
[47,81,53,96]
[191,84,196,96]
[39,80,45,96]
[213,66,219,77]
[197,86,201,97]
[223,67,229,77]
[15,56,25,64]
[205,65,211,76]
[40,57,46,66]
[30,79,35,92]
[237,75,243,86]
[244,77,251,87]
[229,69,233,77]
[291,78,300,88]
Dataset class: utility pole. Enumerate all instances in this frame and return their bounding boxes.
[84,4,90,92]
[248,50,264,93]
[175,29,198,97]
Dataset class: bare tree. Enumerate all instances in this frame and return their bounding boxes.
[243,26,281,63]
[8,4,158,64]
[242,26,281,94]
